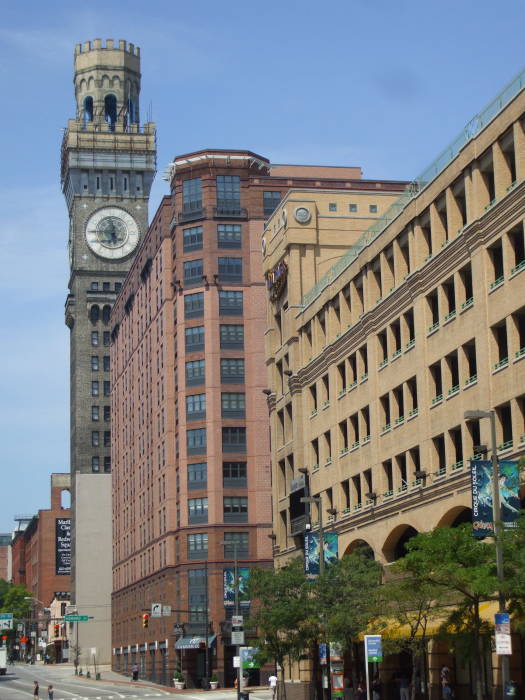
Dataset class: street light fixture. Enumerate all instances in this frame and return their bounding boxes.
[464,409,509,696]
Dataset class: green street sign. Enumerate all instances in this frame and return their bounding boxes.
[0,613,13,620]
[64,615,89,622]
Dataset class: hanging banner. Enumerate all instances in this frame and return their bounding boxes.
[471,460,520,538]
[55,518,71,575]
[305,532,339,579]
[223,568,250,607]
[498,461,521,529]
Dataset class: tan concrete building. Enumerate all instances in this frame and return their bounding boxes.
[110,150,406,687]
[263,72,525,697]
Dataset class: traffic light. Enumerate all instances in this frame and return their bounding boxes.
[142,613,149,628]
[54,624,60,638]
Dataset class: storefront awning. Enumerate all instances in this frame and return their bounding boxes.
[175,634,216,650]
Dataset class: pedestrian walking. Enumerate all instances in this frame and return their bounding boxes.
[33,681,39,699]
[131,663,139,681]
[398,672,410,700]
[372,673,381,700]
[268,672,278,700]
[48,685,54,699]
[356,680,366,700]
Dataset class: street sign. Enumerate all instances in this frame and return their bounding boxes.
[365,635,383,662]
[232,615,243,627]
[64,615,89,622]
[0,613,13,620]
[173,623,184,636]
[495,613,512,655]
[151,603,162,618]
[231,630,245,645]
[233,655,240,668]
[17,624,23,632]
[162,605,172,617]
[241,647,261,670]
[0,620,13,630]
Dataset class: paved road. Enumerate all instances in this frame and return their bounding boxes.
[0,664,272,700]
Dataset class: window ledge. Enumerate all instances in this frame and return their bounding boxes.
[407,408,419,420]
[460,298,474,313]
[446,386,460,400]
[513,348,525,364]
[427,322,440,337]
[405,339,415,352]
[430,395,443,408]
[489,277,505,293]
[510,260,525,279]
[492,359,509,374]
[443,311,457,325]
[464,376,478,389]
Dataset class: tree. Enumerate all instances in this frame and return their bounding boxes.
[248,558,319,700]
[501,514,525,633]
[315,548,382,692]
[398,524,499,700]
[379,571,446,699]
[0,584,32,620]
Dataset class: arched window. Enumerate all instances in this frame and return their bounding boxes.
[83,96,93,122]
[104,94,117,130]
[61,490,71,509]
[90,305,100,323]
[102,305,111,323]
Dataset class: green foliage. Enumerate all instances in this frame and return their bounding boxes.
[502,513,525,632]
[0,583,32,619]
[248,558,319,668]
[314,547,382,651]
[0,579,10,608]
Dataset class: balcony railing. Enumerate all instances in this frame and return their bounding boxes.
[178,206,206,223]
[214,205,248,219]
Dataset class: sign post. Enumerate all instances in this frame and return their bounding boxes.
[364,636,382,700]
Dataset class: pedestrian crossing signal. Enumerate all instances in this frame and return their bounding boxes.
[142,614,149,628]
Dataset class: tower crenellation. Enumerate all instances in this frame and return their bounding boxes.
[74,38,140,56]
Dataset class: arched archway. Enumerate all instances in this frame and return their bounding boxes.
[343,539,375,559]
[104,94,117,130]
[90,305,100,323]
[437,506,472,528]
[383,525,419,562]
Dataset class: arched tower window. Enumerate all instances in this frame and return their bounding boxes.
[90,305,100,323]
[104,94,117,130]
[83,96,93,122]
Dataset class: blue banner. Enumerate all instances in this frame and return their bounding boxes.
[471,459,520,538]
[223,568,250,607]
[304,531,339,579]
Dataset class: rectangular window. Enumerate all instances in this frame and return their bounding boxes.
[104,405,110,421]
[91,356,99,371]
[263,191,281,216]
[103,380,110,396]
[187,428,207,455]
[90,282,99,291]
[184,259,204,286]
[349,203,358,213]
[188,533,208,560]
[185,326,205,352]
[217,224,242,249]
[220,324,244,349]
[216,175,241,214]
[91,332,99,346]
[188,497,208,524]
[329,202,337,212]
[369,204,378,213]
[183,177,202,213]
[104,455,111,472]
[102,281,110,291]
[221,358,245,384]
[186,359,206,386]
[92,406,99,421]
[223,496,248,523]
[103,331,111,346]
[218,257,242,283]
[104,430,110,447]
[92,456,100,472]
[91,381,99,396]
[91,431,99,447]
[222,427,246,453]
[103,356,110,371]
[223,532,249,558]
[184,292,204,319]
[223,461,247,488]
[188,462,207,490]
[183,226,203,252]
[115,282,122,293]
[221,392,245,418]
[219,290,243,316]
[186,393,206,421]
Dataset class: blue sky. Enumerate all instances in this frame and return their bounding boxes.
[1,0,525,532]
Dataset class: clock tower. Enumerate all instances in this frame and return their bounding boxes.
[61,38,156,663]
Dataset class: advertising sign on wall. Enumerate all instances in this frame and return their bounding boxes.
[55,518,71,575]
[470,460,520,538]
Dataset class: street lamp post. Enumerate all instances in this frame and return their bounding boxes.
[221,540,241,700]
[464,409,510,697]
[301,495,327,700]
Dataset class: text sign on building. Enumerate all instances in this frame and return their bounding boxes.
[55,518,71,575]
[0,614,13,620]
[231,630,245,645]
[495,613,512,655]
[365,635,382,662]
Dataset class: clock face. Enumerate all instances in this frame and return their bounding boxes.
[85,207,139,259]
